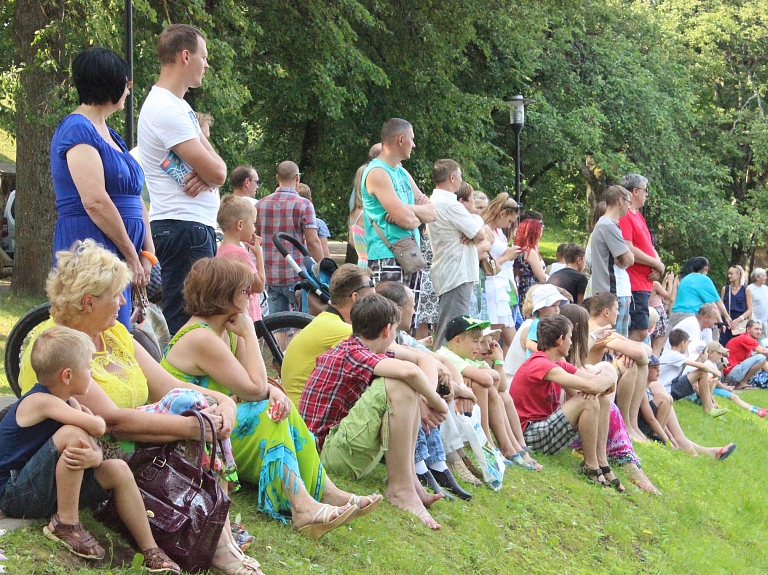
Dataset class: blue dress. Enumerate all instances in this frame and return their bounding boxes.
[50,114,145,327]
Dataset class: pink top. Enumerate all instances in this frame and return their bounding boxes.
[216,243,262,321]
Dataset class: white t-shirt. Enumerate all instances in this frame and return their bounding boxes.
[665,315,712,351]
[658,349,688,392]
[138,86,219,228]
[549,262,566,275]
[427,188,482,296]
[748,284,768,325]
[504,319,533,379]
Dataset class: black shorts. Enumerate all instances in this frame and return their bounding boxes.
[638,399,658,437]
[629,290,652,331]
[671,372,696,401]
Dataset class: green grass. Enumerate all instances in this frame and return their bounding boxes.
[0,128,15,164]
[539,221,584,264]
[2,290,768,574]
[0,282,45,396]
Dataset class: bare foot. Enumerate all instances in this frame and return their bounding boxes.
[385,487,441,530]
[629,430,649,443]
[414,477,444,507]
[624,464,660,495]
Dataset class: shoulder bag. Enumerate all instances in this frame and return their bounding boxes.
[94,410,230,573]
[480,254,500,277]
[368,216,426,276]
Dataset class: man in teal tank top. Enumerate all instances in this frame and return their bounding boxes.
[361,118,436,329]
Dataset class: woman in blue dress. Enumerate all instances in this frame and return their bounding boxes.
[50,47,153,327]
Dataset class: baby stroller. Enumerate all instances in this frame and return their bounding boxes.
[272,232,336,315]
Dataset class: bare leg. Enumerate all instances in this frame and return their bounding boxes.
[629,364,649,440]
[382,378,440,530]
[561,395,601,470]
[651,335,666,357]
[470,381,495,448]
[50,426,87,525]
[594,393,611,469]
[664,406,697,454]
[615,364,645,442]
[488,386,518,456]
[734,358,766,389]
[320,476,380,512]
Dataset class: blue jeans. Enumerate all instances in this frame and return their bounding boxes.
[151,219,216,336]
[415,426,446,467]
[0,438,108,519]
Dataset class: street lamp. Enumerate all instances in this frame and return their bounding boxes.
[507,94,534,206]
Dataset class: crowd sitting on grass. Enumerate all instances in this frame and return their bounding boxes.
[3,24,767,574]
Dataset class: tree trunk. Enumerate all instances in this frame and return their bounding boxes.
[11,0,66,296]
[580,155,610,232]
[299,118,321,191]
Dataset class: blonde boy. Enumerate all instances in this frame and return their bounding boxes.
[0,327,178,572]
[216,195,266,320]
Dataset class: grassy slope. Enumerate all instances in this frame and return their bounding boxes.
[2,295,767,574]
[0,128,16,163]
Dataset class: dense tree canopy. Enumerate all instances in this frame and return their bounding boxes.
[2,0,766,294]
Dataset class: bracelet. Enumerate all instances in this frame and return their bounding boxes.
[494,359,504,366]
[140,250,158,267]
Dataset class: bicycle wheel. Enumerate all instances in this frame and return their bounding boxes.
[255,311,313,378]
[5,302,52,398]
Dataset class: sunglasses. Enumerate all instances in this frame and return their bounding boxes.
[350,279,375,295]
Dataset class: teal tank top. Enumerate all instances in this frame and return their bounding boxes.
[361,158,419,260]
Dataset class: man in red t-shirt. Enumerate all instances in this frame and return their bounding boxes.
[618,174,666,343]
[510,315,617,486]
[724,320,768,389]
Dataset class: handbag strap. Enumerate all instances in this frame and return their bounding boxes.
[367,215,415,248]
[179,410,218,474]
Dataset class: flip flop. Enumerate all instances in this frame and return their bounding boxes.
[715,443,736,461]
[347,494,383,520]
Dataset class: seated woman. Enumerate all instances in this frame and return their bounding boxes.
[19,240,259,575]
[161,257,381,532]
[559,304,660,494]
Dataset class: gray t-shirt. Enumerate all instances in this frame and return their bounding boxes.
[749,284,768,325]
[589,215,630,295]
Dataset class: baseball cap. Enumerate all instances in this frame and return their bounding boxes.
[445,315,491,342]
[706,341,728,355]
[687,339,707,359]
[532,284,569,313]
[648,354,660,367]
[482,327,502,337]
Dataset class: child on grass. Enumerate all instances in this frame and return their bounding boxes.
[216,195,266,321]
[659,329,725,417]
[683,341,768,418]
[0,326,179,573]
[438,316,535,469]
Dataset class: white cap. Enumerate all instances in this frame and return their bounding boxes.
[532,284,569,313]
[482,327,502,337]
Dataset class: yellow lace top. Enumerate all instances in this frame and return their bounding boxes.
[19,318,149,409]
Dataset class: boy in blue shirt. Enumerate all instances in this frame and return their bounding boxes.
[0,326,178,573]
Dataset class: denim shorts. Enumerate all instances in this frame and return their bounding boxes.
[725,354,767,384]
[266,284,296,313]
[0,438,108,519]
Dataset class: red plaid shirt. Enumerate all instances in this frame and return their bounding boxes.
[299,335,395,450]
[255,187,317,286]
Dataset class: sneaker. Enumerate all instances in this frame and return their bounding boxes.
[757,408,768,418]
[448,459,482,486]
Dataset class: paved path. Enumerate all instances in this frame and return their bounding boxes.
[0,396,13,410]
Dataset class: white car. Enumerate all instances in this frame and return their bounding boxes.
[2,190,14,258]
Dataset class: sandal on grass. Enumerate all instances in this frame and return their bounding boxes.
[212,538,263,575]
[578,461,608,487]
[43,514,104,560]
[715,443,737,461]
[141,547,180,574]
[599,465,625,493]
[707,407,728,417]
[297,503,357,539]
[347,493,383,520]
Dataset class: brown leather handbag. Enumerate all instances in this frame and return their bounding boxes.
[480,254,500,276]
[94,410,230,573]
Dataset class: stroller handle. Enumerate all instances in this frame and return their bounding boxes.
[272,232,312,259]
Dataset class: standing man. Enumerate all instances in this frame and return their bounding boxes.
[362,118,436,327]
[138,24,227,335]
[427,159,487,348]
[229,165,260,208]
[256,161,323,321]
[748,268,768,327]
[619,174,666,342]
[589,185,634,337]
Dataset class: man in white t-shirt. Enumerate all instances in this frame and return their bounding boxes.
[748,268,768,326]
[664,303,718,350]
[427,159,487,348]
[138,24,227,335]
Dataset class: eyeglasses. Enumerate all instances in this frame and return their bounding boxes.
[240,285,253,297]
[350,279,375,295]
[249,177,261,187]
[125,80,133,90]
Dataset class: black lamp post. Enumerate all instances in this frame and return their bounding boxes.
[507,94,534,206]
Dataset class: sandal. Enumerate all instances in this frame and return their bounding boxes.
[448,459,483,486]
[347,493,383,520]
[43,514,105,560]
[599,465,625,493]
[715,443,737,461]
[578,461,608,487]
[505,453,535,471]
[297,503,357,539]
[212,539,263,575]
[461,455,484,480]
[142,547,180,574]
[707,407,728,417]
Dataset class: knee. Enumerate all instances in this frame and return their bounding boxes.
[657,392,673,406]
[384,378,419,405]
[54,425,90,448]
